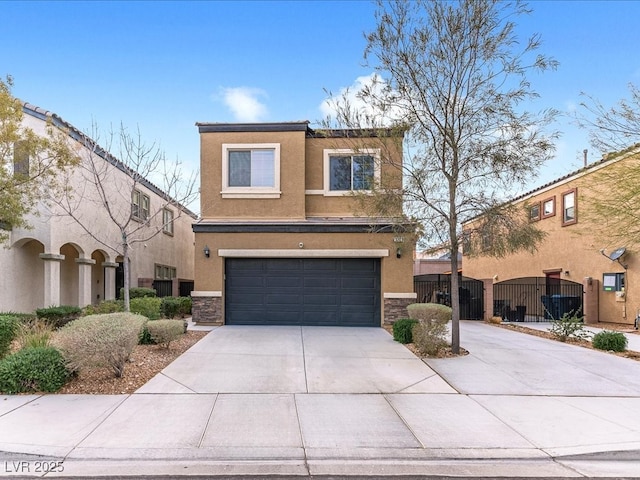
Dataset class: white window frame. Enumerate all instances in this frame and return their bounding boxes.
[162,208,174,235]
[132,189,150,222]
[322,148,380,196]
[221,143,281,198]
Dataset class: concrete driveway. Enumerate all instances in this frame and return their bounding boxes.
[2,322,640,477]
[137,325,455,394]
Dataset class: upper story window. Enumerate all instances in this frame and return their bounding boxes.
[323,149,380,196]
[132,189,150,221]
[529,202,541,222]
[562,188,577,226]
[162,208,174,235]
[13,141,29,177]
[221,143,281,198]
[542,196,555,219]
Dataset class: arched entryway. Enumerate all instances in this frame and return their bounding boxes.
[8,238,45,312]
[413,273,484,320]
[493,277,584,322]
[60,243,82,306]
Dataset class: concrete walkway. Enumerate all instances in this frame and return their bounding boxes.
[1,322,640,477]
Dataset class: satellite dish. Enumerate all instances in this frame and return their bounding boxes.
[609,247,626,261]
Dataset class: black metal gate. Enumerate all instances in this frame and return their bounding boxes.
[153,280,173,297]
[493,277,583,322]
[413,274,484,320]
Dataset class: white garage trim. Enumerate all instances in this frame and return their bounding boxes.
[218,249,389,258]
[383,292,418,299]
[191,291,222,297]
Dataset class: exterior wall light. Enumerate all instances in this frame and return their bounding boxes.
[396,247,402,258]
[203,245,210,258]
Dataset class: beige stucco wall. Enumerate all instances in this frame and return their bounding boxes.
[464,155,638,325]
[0,110,195,312]
[304,136,404,217]
[200,129,307,220]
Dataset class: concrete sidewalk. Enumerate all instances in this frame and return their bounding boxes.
[1,322,640,478]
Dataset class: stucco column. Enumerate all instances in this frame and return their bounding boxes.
[482,278,494,321]
[39,253,65,307]
[102,262,118,301]
[76,257,96,307]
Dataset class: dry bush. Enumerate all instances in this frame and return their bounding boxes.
[53,313,146,378]
[411,319,449,357]
[407,303,452,324]
[146,320,184,349]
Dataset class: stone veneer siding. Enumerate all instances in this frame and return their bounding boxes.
[384,297,414,325]
[192,296,223,325]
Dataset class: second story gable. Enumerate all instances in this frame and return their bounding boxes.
[196,121,404,221]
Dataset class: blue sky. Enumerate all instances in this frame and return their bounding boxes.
[3,0,640,204]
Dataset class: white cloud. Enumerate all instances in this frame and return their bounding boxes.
[319,73,402,127]
[217,87,268,122]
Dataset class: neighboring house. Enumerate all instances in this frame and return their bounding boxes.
[0,103,196,313]
[463,147,640,326]
[191,121,415,326]
[414,248,462,276]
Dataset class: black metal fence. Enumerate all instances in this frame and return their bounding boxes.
[179,281,194,297]
[153,280,173,297]
[493,277,583,322]
[413,274,484,320]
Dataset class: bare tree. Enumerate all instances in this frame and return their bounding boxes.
[52,124,198,311]
[0,76,79,243]
[324,0,558,353]
[574,83,640,249]
[577,83,640,153]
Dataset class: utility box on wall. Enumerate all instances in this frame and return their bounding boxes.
[603,272,625,292]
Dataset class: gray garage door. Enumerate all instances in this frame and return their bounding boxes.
[225,258,381,326]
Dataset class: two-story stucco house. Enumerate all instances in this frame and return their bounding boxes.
[0,103,196,313]
[464,147,640,326]
[191,121,415,327]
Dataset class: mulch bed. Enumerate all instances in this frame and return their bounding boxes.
[57,331,208,394]
[493,322,640,361]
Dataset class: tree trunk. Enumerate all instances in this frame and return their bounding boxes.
[122,234,130,312]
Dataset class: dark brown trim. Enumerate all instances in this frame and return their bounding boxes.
[542,196,556,219]
[192,222,396,234]
[561,188,578,226]
[529,201,541,222]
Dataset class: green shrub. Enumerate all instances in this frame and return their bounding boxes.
[53,312,146,378]
[0,315,19,359]
[0,347,69,394]
[0,312,37,322]
[592,330,628,352]
[160,297,182,319]
[392,318,419,344]
[130,297,162,320]
[16,319,54,349]
[407,303,452,325]
[146,320,184,348]
[139,322,155,345]
[179,296,192,316]
[35,305,82,329]
[83,300,124,316]
[549,313,590,342]
[412,319,449,356]
[121,287,157,299]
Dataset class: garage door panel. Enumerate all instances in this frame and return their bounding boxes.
[341,294,378,306]
[265,276,301,288]
[303,294,339,305]
[304,277,338,288]
[266,259,302,271]
[265,294,301,305]
[303,259,338,271]
[342,259,377,272]
[342,278,377,289]
[225,258,380,326]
